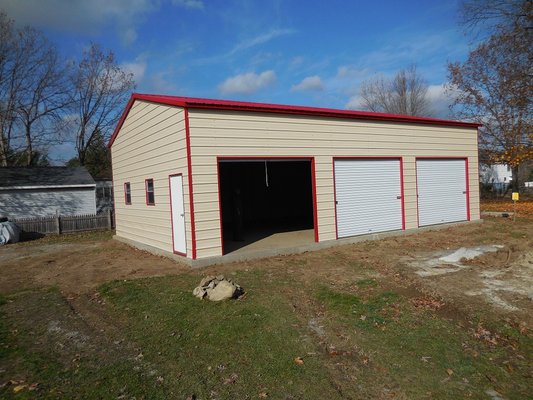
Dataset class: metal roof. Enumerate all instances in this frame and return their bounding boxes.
[109,93,481,148]
[0,167,96,189]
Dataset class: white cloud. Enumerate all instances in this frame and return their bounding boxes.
[218,70,276,95]
[289,56,304,69]
[1,0,155,45]
[149,71,179,94]
[172,0,204,9]
[291,76,324,92]
[120,28,138,47]
[193,28,295,65]
[345,95,363,110]
[336,65,372,79]
[426,84,454,118]
[229,29,295,56]
[121,59,147,84]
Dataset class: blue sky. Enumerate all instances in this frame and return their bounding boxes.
[1,0,474,161]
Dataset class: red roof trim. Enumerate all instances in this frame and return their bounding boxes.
[109,93,481,147]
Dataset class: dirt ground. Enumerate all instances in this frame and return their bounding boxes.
[1,216,532,327]
[1,217,532,399]
[0,235,187,295]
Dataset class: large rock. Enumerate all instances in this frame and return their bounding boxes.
[192,286,207,299]
[199,275,215,287]
[207,280,236,301]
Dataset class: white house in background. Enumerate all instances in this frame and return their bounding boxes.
[479,163,512,190]
[0,167,97,219]
[95,179,114,213]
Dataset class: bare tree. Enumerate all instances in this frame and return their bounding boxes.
[359,65,433,116]
[68,44,135,165]
[15,28,69,165]
[449,0,532,191]
[0,12,67,166]
[459,0,532,36]
[0,12,19,166]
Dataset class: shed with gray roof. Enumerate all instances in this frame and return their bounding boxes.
[0,167,97,218]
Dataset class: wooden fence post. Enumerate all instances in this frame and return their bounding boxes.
[56,215,62,235]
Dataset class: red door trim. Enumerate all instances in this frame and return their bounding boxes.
[414,157,471,225]
[332,157,405,239]
[216,156,319,255]
[168,173,187,257]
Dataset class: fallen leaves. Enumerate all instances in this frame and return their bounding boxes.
[410,297,445,310]
[293,357,304,365]
[441,368,454,383]
[223,373,239,385]
[0,380,39,394]
[13,384,26,393]
[481,199,533,216]
[473,323,500,346]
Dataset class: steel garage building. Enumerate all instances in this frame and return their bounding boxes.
[109,93,480,265]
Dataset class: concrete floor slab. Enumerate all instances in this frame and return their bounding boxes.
[224,228,315,255]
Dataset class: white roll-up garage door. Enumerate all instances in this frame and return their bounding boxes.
[416,159,468,226]
[334,159,403,238]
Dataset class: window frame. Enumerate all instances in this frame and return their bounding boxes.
[145,178,155,205]
[124,182,131,205]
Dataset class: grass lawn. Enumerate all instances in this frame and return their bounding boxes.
[0,217,532,399]
[2,272,531,399]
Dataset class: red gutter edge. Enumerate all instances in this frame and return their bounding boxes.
[108,93,482,148]
[184,108,197,260]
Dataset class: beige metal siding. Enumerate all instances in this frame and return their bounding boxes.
[188,110,480,259]
[111,101,191,255]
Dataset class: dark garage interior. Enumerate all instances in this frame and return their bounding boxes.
[218,159,315,254]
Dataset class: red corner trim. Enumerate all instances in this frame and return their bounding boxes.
[311,157,319,242]
[415,161,420,228]
[465,158,471,221]
[215,158,225,255]
[184,108,197,260]
[399,157,406,230]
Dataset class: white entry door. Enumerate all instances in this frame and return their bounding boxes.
[334,159,403,238]
[416,159,468,226]
[169,174,186,254]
